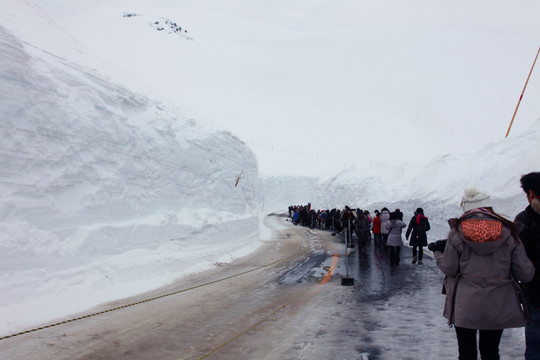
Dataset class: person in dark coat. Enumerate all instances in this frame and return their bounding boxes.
[354,209,370,253]
[299,206,309,226]
[406,207,430,264]
[341,206,356,246]
[514,172,540,359]
[364,210,373,240]
[333,209,342,233]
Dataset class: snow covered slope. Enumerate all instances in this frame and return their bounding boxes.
[0,1,260,333]
[260,176,318,213]
[313,119,540,240]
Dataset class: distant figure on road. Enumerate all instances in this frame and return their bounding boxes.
[379,208,391,249]
[292,209,299,226]
[354,209,370,253]
[364,210,373,240]
[386,211,406,265]
[431,187,534,360]
[372,210,382,246]
[406,207,430,264]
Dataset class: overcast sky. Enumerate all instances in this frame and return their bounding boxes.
[36,0,540,177]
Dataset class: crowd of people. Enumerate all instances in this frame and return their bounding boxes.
[287,204,430,266]
[288,171,540,360]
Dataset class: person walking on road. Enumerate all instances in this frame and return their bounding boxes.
[372,210,382,247]
[341,206,356,247]
[406,207,430,264]
[354,209,370,253]
[364,210,373,241]
[380,207,391,249]
[292,209,299,226]
[515,172,540,360]
[431,187,535,360]
[386,211,406,265]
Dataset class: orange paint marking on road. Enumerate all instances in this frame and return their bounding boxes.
[320,253,339,284]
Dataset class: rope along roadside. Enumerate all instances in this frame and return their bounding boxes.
[0,256,295,342]
[197,253,340,360]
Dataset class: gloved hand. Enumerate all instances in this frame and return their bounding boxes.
[428,239,447,252]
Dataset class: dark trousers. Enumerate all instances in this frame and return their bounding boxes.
[412,245,424,260]
[526,298,540,359]
[355,230,368,250]
[373,233,382,247]
[381,233,389,248]
[389,246,400,264]
[455,326,503,360]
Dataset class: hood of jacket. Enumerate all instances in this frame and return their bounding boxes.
[450,210,512,256]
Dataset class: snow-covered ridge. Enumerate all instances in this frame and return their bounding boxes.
[123,12,193,40]
[313,119,540,240]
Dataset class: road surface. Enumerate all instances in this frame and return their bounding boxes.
[0,213,527,359]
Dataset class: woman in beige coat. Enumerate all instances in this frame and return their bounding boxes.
[432,187,535,360]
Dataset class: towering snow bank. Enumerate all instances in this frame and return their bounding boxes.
[260,176,318,214]
[313,119,540,240]
[0,1,259,333]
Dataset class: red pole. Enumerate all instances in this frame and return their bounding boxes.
[505,46,540,138]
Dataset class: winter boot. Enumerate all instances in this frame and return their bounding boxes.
[412,256,417,264]
[418,259,423,265]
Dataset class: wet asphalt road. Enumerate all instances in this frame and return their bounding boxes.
[278,226,526,360]
[0,216,526,360]
[347,236,444,301]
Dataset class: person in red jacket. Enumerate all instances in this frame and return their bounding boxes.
[372,210,382,247]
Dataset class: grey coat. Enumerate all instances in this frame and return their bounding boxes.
[354,212,370,233]
[433,210,535,330]
[379,210,391,234]
[386,220,406,246]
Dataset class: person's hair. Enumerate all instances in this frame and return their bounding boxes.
[520,172,540,195]
[390,211,398,220]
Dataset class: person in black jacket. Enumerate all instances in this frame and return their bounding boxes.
[405,207,430,264]
[515,172,540,360]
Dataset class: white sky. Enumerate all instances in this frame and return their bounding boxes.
[35,0,540,177]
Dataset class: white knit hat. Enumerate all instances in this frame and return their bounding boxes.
[460,186,492,212]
